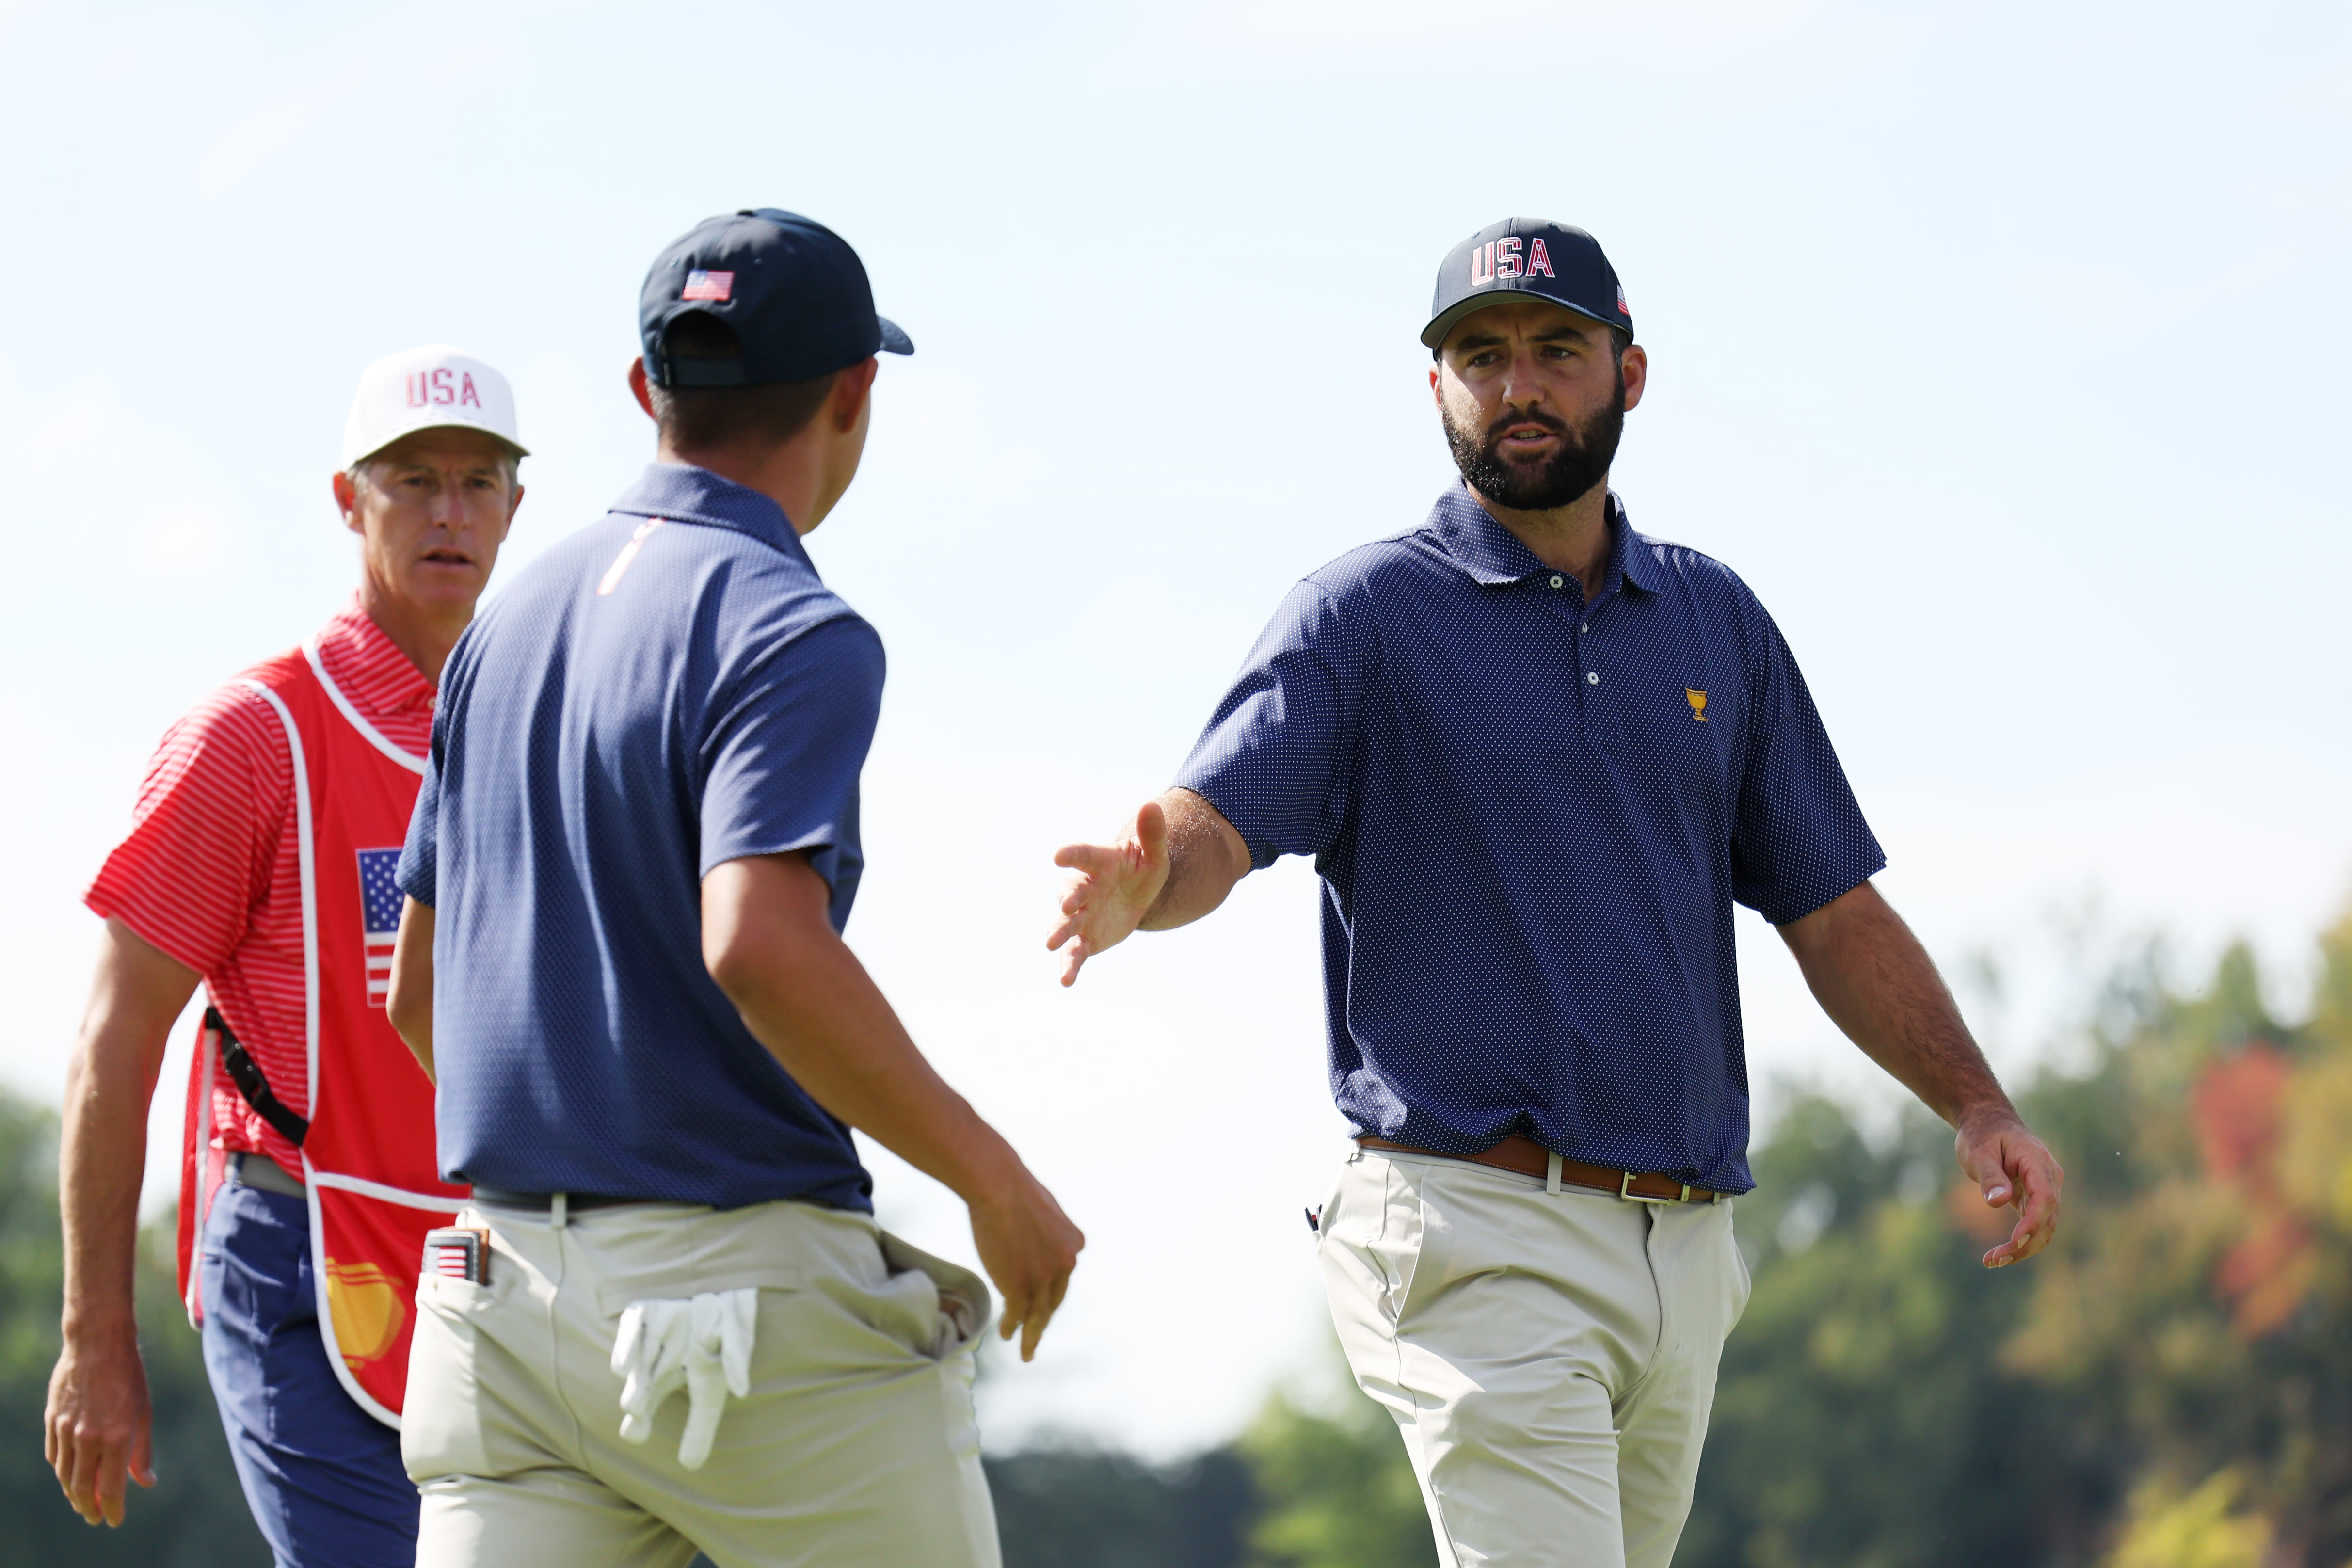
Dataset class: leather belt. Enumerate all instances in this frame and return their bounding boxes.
[1359,1135,1720,1203]
[466,1186,642,1213]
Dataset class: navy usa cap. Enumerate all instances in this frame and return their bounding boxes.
[640,209,913,388]
[1422,219,1632,350]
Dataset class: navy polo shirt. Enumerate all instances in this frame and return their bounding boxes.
[398,463,880,1211]
[1177,483,1884,1193]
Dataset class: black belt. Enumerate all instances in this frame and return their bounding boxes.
[466,1186,642,1212]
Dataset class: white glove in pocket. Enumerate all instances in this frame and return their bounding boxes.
[608,1287,757,1470]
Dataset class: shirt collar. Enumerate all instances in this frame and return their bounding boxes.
[1426,482,1656,596]
[609,462,812,565]
[314,594,437,715]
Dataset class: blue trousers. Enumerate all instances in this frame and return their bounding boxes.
[197,1164,419,1568]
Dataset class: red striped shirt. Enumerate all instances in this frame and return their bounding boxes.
[85,598,434,1177]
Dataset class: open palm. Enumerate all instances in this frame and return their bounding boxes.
[1048,800,1171,986]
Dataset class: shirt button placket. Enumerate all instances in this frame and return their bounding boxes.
[1544,575,1584,721]
[1574,597,1603,733]
[1545,576,1600,730]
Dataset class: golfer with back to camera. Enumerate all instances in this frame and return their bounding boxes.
[1050,218,2064,1568]
[387,208,1081,1568]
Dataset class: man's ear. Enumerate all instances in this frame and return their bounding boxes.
[832,357,879,432]
[333,468,362,534]
[628,357,657,420]
[1620,344,1648,414]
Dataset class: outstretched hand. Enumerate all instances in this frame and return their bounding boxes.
[1048,800,1171,986]
[1956,1109,2063,1268]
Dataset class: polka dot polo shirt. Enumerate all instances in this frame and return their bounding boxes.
[401,464,880,1212]
[1176,482,1884,1194]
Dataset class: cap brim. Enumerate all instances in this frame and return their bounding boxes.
[1420,289,1622,350]
[877,316,914,355]
[348,416,529,468]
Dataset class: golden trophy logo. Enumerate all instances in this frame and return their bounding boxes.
[1685,688,1708,722]
[324,1258,407,1368]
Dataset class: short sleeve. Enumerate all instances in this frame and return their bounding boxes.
[1728,600,1886,924]
[1175,580,1375,868]
[396,740,443,909]
[698,615,887,903]
[84,685,288,974]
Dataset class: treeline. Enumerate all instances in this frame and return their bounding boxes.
[6,908,2350,1566]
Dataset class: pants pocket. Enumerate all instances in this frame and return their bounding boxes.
[402,1275,496,1481]
[1721,1200,1755,1328]
[875,1231,993,1361]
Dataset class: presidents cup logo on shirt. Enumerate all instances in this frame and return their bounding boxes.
[1685,688,1708,722]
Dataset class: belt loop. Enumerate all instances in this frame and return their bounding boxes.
[1545,1151,1562,1195]
[551,1192,569,1229]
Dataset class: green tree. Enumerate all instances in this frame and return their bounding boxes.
[1240,1382,1429,1568]
[2001,920,2352,1566]
[1676,1098,2095,1568]
[987,1446,1253,1568]
[1681,912,2352,1568]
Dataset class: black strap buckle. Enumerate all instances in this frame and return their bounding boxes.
[207,1006,308,1148]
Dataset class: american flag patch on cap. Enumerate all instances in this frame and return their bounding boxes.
[681,270,734,302]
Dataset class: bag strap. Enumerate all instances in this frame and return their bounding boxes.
[205,1006,309,1148]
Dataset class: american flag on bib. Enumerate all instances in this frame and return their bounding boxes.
[357,848,403,1006]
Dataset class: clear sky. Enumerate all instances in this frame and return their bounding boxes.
[2,0,2347,1455]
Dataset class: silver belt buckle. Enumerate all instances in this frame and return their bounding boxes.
[1620,1169,1688,1203]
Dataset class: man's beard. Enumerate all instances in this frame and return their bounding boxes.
[1444,372,1626,511]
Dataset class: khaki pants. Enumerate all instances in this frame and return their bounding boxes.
[404,1197,999,1568]
[1318,1147,1751,1568]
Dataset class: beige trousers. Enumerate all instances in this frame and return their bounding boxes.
[403,1196,999,1568]
[1318,1147,1751,1568]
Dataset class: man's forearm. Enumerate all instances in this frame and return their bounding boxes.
[57,1038,153,1341]
[720,853,1082,1355]
[721,932,1023,1198]
[1138,788,1250,931]
[59,924,194,1340]
[705,857,1025,1200]
[1779,881,2014,1128]
[388,899,435,1084]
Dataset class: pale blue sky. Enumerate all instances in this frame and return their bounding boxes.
[2,0,2346,1452]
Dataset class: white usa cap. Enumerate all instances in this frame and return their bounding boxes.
[340,344,528,467]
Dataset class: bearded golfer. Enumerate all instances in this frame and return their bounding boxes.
[1050,218,2064,1568]
[47,347,525,1561]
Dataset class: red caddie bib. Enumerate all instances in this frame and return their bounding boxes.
[174,640,467,1427]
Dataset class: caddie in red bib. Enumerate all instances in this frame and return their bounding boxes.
[45,346,527,1566]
